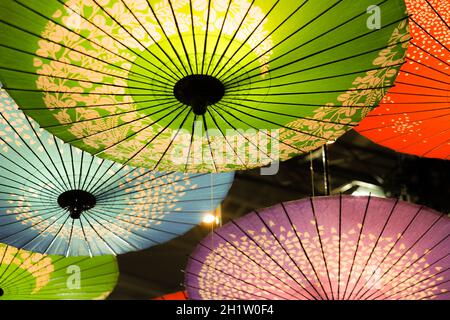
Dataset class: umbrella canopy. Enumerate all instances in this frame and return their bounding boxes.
[0,89,234,256]
[0,0,410,172]
[154,291,188,300]
[356,0,450,159]
[185,196,450,300]
[0,243,118,300]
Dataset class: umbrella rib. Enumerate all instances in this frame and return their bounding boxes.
[92,170,176,201]
[366,107,450,117]
[77,218,94,257]
[89,208,194,236]
[69,145,77,191]
[224,36,409,89]
[356,209,443,299]
[83,158,109,194]
[421,136,450,158]
[385,266,450,300]
[337,195,342,300]
[213,0,310,79]
[53,136,73,190]
[209,0,256,77]
[106,104,189,165]
[425,0,450,29]
[0,249,21,285]
[91,206,199,226]
[229,218,317,300]
[358,112,450,134]
[219,98,359,127]
[0,20,175,87]
[410,43,450,68]
[374,239,450,299]
[254,209,325,300]
[206,107,249,169]
[0,114,67,193]
[206,230,311,300]
[0,174,59,199]
[0,66,175,93]
[152,108,193,172]
[24,116,72,191]
[0,206,62,228]
[210,0,280,78]
[346,199,400,300]
[42,213,72,255]
[186,258,281,300]
[209,105,278,162]
[201,0,212,75]
[143,0,189,76]
[309,197,335,300]
[23,97,170,111]
[281,202,331,300]
[66,101,181,144]
[80,214,117,256]
[18,0,181,84]
[220,0,399,83]
[65,217,75,257]
[189,0,199,74]
[95,196,227,207]
[0,208,66,247]
[225,62,405,91]
[395,127,450,154]
[204,0,232,75]
[361,218,449,300]
[118,0,188,79]
[40,98,178,129]
[388,91,449,98]
[406,57,450,78]
[410,17,450,54]
[167,0,194,75]
[82,210,146,250]
[342,195,371,299]
[237,98,373,108]
[78,150,84,190]
[190,245,305,300]
[97,180,232,203]
[0,43,157,87]
[215,102,329,141]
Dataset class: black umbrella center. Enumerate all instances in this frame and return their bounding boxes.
[57,190,96,219]
[0,288,3,297]
[173,75,225,115]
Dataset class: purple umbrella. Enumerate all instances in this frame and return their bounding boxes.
[185,196,450,300]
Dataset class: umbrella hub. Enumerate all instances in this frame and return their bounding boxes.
[57,190,97,219]
[174,75,225,115]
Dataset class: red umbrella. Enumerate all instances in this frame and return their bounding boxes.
[356,0,450,159]
[154,291,188,300]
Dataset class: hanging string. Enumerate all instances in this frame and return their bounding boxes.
[322,144,331,196]
[309,151,315,197]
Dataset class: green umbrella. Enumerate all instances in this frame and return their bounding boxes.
[0,243,118,300]
[0,0,410,172]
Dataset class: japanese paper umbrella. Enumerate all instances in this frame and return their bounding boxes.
[0,89,234,256]
[0,0,410,172]
[185,196,450,300]
[0,243,118,300]
[356,0,450,159]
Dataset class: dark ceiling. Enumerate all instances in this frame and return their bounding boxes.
[108,130,450,300]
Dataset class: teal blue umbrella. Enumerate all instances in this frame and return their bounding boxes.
[0,88,234,256]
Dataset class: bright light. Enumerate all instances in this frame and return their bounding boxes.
[202,214,217,224]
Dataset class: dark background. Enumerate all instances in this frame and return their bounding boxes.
[108,130,450,299]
